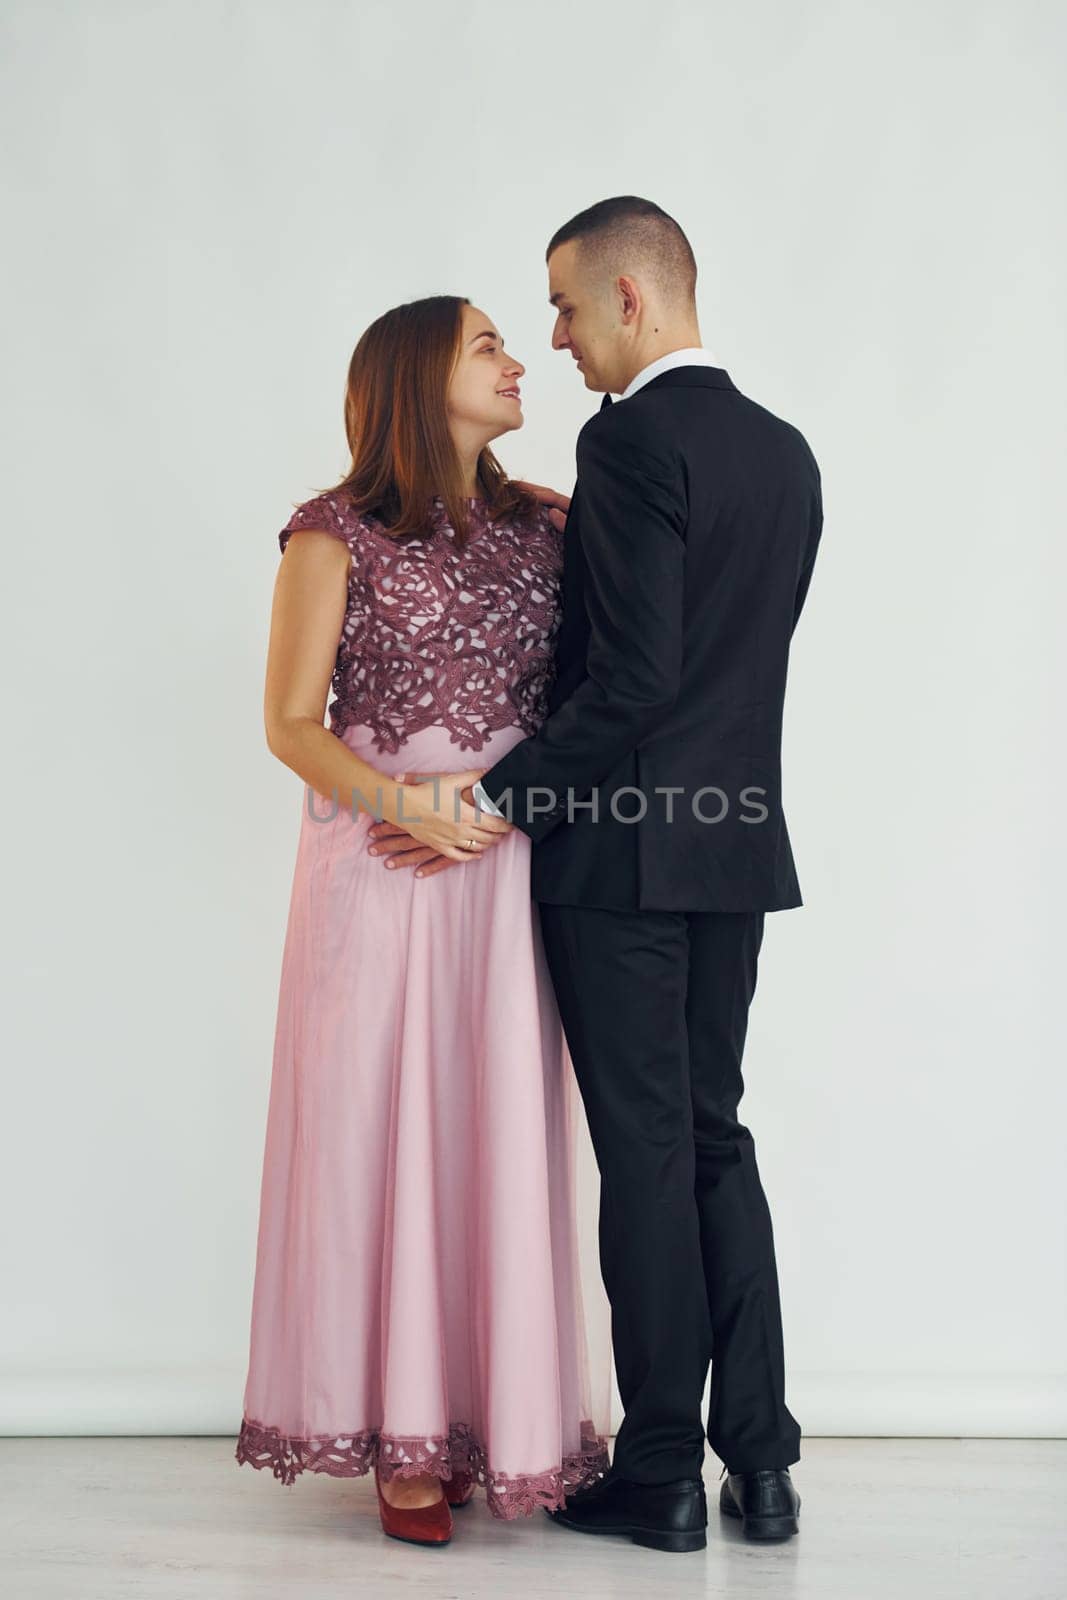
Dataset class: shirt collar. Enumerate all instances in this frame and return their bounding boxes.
[618,346,721,401]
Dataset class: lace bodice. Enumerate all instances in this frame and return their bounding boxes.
[278,489,564,754]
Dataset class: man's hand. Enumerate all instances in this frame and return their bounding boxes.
[368,769,511,879]
[513,478,571,534]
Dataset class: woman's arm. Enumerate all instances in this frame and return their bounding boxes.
[264,529,508,860]
[513,478,571,532]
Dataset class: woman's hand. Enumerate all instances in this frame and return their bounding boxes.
[370,770,453,876]
[376,769,510,871]
[513,478,572,534]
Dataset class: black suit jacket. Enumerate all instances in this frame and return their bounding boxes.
[478,365,823,912]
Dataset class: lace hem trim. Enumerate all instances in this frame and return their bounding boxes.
[326,689,550,756]
[235,1415,610,1520]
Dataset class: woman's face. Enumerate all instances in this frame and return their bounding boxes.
[447,303,526,441]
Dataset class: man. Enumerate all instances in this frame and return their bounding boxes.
[371,194,821,1553]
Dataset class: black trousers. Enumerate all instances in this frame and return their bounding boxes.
[537,902,801,1483]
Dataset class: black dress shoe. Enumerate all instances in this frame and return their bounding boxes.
[718,1466,800,1540]
[546,1468,707,1553]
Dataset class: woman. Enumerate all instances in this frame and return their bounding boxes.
[235,295,611,1545]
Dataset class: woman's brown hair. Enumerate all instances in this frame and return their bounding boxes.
[314,295,539,550]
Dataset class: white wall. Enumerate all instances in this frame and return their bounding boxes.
[2,0,1064,1442]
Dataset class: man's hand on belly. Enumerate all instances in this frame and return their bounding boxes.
[367,769,510,879]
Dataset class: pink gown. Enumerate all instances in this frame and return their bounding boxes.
[235,488,611,1518]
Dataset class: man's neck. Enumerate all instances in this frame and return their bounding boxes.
[620,336,704,392]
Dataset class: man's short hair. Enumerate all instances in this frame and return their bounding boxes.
[547,195,697,306]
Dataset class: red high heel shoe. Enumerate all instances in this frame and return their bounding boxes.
[444,1469,476,1507]
[375,1464,453,1546]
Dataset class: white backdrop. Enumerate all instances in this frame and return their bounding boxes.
[2,0,1064,1444]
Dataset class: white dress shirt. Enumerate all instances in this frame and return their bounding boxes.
[617,344,721,398]
[471,347,719,820]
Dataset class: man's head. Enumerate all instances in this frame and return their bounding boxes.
[546,196,701,396]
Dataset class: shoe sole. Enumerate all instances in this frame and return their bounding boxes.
[381,1528,452,1547]
[720,1494,800,1540]
[550,1511,706,1552]
[632,1527,708,1552]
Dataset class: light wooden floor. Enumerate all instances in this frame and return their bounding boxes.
[1,1436,1063,1599]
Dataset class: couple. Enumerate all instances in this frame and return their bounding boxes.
[235,194,822,1555]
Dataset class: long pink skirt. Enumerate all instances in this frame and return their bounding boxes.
[235,719,611,1518]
